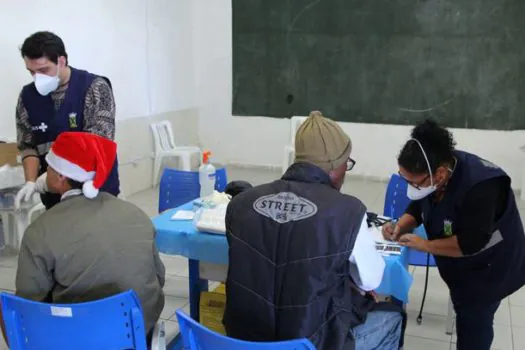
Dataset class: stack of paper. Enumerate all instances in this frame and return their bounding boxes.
[369,226,402,256]
[195,204,228,234]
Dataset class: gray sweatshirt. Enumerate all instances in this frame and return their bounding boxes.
[15,192,165,333]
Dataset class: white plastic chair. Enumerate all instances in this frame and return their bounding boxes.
[282,116,307,174]
[150,121,201,187]
[1,197,44,251]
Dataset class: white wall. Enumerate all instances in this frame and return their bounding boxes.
[0,0,196,139]
[194,0,525,189]
[0,0,200,196]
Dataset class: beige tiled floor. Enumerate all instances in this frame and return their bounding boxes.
[1,165,525,350]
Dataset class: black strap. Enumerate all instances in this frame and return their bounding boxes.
[371,301,407,349]
[21,154,39,162]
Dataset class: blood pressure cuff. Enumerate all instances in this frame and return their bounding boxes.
[366,212,391,228]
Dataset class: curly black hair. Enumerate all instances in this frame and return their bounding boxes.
[397,119,456,174]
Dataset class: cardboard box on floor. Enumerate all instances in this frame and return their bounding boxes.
[199,283,227,335]
[0,143,20,167]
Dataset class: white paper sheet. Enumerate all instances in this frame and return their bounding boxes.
[170,210,195,221]
[369,225,402,256]
[369,225,392,244]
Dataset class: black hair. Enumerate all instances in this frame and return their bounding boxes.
[20,31,68,65]
[67,178,84,190]
[397,119,456,174]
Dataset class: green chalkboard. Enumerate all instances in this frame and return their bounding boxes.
[232,0,525,130]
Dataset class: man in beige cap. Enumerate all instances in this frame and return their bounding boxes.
[223,111,403,349]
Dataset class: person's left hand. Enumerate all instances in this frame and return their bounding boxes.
[367,290,379,303]
[398,234,429,252]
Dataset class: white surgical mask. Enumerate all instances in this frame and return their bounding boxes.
[406,138,437,200]
[407,182,437,200]
[34,66,60,96]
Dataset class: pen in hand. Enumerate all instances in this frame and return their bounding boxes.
[390,206,398,241]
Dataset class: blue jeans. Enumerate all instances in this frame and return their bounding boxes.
[350,311,403,350]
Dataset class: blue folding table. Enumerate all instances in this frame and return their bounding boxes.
[153,200,414,324]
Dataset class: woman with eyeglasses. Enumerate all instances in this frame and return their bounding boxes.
[381,119,525,350]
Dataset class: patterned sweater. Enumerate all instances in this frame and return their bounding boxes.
[16,76,116,158]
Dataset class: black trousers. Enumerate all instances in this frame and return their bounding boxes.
[453,299,501,350]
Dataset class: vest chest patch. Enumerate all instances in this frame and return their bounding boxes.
[444,219,453,236]
[68,113,78,128]
[253,192,318,224]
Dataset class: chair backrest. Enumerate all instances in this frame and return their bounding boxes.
[158,168,228,213]
[410,226,437,266]
[176,310,315,350]
[383,174,437,266]
[290,117,308,146]
[151,120,176,153]
[383,173,411,220]
[215,168,228,192]
[0,290,147,350]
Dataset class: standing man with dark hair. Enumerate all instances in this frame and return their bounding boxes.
[383,119,525,350]
[15,31,120,210]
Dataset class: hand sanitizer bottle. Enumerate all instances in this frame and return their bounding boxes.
[199,151,216,198]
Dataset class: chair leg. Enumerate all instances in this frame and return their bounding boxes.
[15,212,29,250]
[417,253,431,325]
[282,148,294,174]
[445,297,454,335]
[150,321,166,350]
[1,213,11,248]
[153,157,162,187]
[180,155,191,171]
[282,148,289,174]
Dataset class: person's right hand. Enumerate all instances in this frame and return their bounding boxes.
[15,181,37,209]
[14,173,47,209]
[382,222,401,241]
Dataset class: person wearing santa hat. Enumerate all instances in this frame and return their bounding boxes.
[44,130,118,199]
[4,132,165,344]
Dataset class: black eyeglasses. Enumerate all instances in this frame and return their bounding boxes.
[398,172,429,190]
[347,157,356,171]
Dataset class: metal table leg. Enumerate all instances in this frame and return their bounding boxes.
[188,259,208,321]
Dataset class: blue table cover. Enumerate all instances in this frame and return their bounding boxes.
[153,202,413,303]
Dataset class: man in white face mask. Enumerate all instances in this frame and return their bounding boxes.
[14,31,120,211]
[382,119,525,350]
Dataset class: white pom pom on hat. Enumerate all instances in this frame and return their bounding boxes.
[82,180,99,199]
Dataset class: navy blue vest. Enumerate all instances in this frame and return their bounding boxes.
[21,67,120,196]
[421,151,525,304]
[224,163,374,350]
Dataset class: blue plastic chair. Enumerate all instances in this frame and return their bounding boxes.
[383,174,437,324]
[176,309,315,350]
[0,290,157,350]
[383,174,437,266]
[158,168,228,213]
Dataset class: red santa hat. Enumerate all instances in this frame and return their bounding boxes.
[45,132,117,199]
